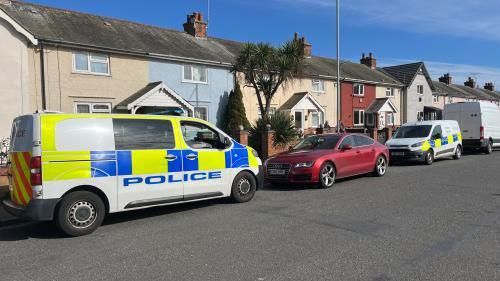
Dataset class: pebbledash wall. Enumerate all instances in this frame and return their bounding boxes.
[149,61,233,127]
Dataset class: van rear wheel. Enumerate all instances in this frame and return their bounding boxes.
[484,141,492,154]
[453,145,462,160]
[55,191,105,237]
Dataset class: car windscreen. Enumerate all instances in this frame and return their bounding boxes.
[393,125,432,139]
[293,135,342,150]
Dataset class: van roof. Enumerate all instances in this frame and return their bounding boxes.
[33,113,210,123]
[402,120,458,126]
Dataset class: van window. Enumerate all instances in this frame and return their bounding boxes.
[180,121,225,149]
[10,116,33,152]
[431,125,442,139]
[393,125,432,139]
[113,119,175,150]
[56,119,115,151]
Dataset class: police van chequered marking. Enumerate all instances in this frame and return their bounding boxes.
[166,150,183,173]
[421,133,462,151]
[182,150,199,171]
[91,151,117,178]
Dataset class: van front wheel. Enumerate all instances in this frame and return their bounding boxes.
[231,171,257,203]
[55,191,105,237]
[424,149,434,165]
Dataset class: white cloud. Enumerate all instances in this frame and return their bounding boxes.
[279,0,500,41]
[379,58,500,87]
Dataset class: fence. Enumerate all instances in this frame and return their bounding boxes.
[0,138,9,167]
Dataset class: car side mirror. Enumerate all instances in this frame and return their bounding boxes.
[340,144,352,151]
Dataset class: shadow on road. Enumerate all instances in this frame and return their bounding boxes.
[0,198,229,240]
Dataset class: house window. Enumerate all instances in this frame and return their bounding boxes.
[183,65,208,83]
[73,52,110,75]
[433,95,439,103]
[74,102,111,114]
[194,106,208,121]
[311,111,323,127]
[353,110,365,126]
[417,85,424,95]
[386,87,394,97]
[448,97,453,104]
[387,113,395,126]
[257,107,277,119]
[366,113,375,126]
[312,80,325,93]
[417,111,424,121]
[354,83,365,96]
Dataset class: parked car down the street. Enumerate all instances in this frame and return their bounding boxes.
[264,133,389,188]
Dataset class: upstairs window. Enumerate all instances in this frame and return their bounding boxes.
[417,85,424,95]
[353,83,365,96]
[183,65,208,83]
[73,52,110,75]
[312,80,325,93]
[386,87,394,97]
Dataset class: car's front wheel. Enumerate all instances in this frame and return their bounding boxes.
[319,162,336,189]
[55,191,105,237]
[373,156,387,177]
[425,149,434,165]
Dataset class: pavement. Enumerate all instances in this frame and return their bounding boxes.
[0,153,499,281]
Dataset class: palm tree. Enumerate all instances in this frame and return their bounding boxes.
[232,40,305,122]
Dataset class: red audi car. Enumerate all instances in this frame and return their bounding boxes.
[264,133,389,188]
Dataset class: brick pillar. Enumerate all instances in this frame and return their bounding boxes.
[261,128,275,160]
[387,127,393,140]
[232,129,249,146]
[371,128,378,142]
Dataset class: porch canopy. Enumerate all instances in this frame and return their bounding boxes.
[279,92,325,129]
[116,82,194,116]
[365,98,398,115]
[365,98,398,128]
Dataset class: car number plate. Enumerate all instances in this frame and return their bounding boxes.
[391,152,405,156]
[268,169,286,175]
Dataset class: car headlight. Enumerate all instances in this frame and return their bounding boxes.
[294,161,314,168]
[411,141,425,148]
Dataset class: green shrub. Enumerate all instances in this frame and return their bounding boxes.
[249,111,299,152]
[222,83,251,134]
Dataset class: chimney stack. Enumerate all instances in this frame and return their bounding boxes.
[183,12,207,38]
[484,82,495,91]
[294,32,312,58]
[360,52,377,69]
[438,73,453,85]
[464,77,477,88]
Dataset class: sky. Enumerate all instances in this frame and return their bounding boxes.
[23,0,500,87]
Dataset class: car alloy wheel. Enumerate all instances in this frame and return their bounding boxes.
[376,157,387,176]
[320,163,335,188]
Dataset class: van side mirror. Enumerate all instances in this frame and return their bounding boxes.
[340,144,352,151]
[223,137,232,148]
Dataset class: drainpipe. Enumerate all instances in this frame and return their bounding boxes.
[40,43,47,110]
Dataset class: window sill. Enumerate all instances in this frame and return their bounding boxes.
[353,94,365,97]
[182,80,209,85]
[72,71,111,77]
[312,91,326,94]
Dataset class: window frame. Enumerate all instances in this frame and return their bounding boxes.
[417,111,424,121]
[353,109,365,126]
[72,52,110,76]
[113,118,176,150]
[257,107,277,120]
[387,112,395,126]
[74,102,112,114]
[433,95,440,103]
[311,111,323,128]
[417,85,424,95]
[311,79,325,93]
[386,87,394,97]
[194,106,209,121]
[353,83,365,96]
[182,64,209,84]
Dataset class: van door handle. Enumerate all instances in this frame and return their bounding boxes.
[165,154,177,161]
[185,154,197,160]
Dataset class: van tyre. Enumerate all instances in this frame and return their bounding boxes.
[231,171,257,203]
[319,162,336,189]
[373,156,387,177]
[55,191,105,237]
[484,141,493,154]
[453,145,462,160]
[424,149,434,165]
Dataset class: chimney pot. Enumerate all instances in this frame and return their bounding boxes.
[464,77,477,88]
[484,82,495,91]
[183,12,208,38]
[360,52,377,69]
[439,73,453,85]
[293,33,312,58]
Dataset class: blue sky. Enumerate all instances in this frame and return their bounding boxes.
[26,0,500,86]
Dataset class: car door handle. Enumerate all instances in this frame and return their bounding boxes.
[356,151,361,154]
[185,154,197,160]
[165,154,177,161]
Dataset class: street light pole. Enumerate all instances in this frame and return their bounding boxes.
[336,0,341,132]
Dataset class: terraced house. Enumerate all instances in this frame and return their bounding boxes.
[0,0,238,139]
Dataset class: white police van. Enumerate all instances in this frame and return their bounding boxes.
[3,113,263,236]
[386,120,462,165]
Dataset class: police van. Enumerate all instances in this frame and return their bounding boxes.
[386,120,462,165]
[3,113,263,236]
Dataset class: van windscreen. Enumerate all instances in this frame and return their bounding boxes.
[393,125,432,139]
[10,116,33,152]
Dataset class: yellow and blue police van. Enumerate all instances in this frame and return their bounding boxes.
[385,120,462,165]
[3,113,263,236]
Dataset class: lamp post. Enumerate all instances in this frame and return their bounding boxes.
[336,0,341,132]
